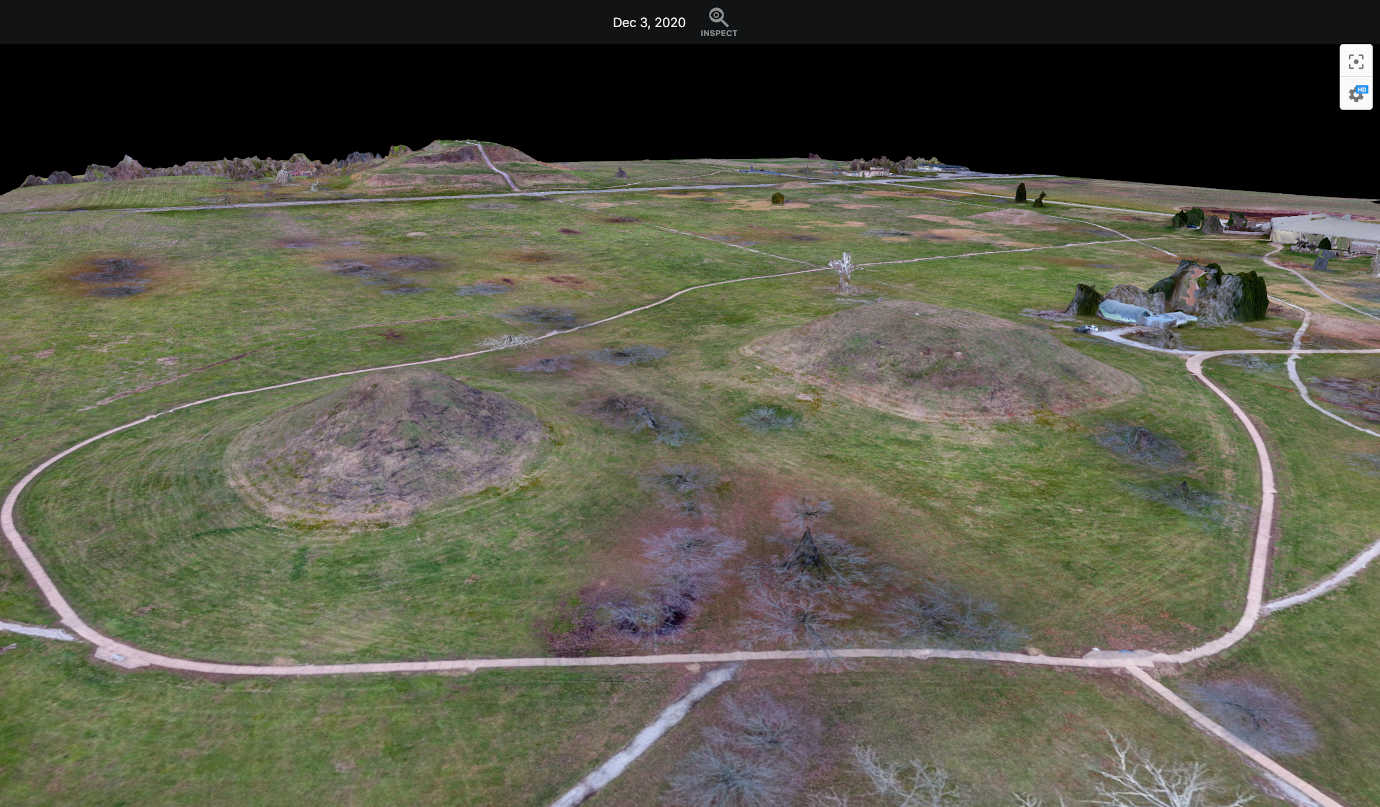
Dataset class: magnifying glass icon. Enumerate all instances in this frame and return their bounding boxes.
[708,7,729,27]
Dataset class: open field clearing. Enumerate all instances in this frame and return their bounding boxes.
[4,158,1380,805]
[0,637,682,806]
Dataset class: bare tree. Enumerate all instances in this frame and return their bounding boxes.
[753,527,873,602]
[666,743,795,807]
[706,693,817,765]
[886,584,1028,651]
[851,745,966,806]
[772,496,835,533]
[1087,733,1253,807]
[643,526,745,591]
[830,252,859,295]
[740,586,847,653]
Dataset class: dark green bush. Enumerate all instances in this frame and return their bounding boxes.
[770,192,785,205]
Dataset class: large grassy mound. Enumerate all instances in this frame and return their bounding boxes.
[225,369,543,524]
[746,300,1140,420]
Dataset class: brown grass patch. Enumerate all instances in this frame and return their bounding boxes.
[917,228,1038,248]
[730,200,812,211]
[968,208,1064,229]
[907,213,971,226]
[506,249,559,264]
[837,203,880,210]
[545,275,587,287]
[47,253,196,299]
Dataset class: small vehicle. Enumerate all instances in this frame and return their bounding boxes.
[1073,324,1099,334]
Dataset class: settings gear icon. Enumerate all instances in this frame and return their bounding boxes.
[1350,87,1366,102]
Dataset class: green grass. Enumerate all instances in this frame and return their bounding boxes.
[0,637,680,806]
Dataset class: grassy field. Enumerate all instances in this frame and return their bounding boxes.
[596,661,1287,805]
[4,163,1379,803]
[0,636,683,806]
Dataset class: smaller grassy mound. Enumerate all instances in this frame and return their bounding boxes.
[226,369,543,524]
[746,301,1139,421]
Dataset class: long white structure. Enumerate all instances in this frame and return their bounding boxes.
[1270,213,1380,254]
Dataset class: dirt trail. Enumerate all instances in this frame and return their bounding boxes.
[471,141,519,192]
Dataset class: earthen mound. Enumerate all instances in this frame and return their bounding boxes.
[744,301,1139,421]
[226,369,543,524]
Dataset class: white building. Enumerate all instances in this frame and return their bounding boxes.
[1270,214,1380,255]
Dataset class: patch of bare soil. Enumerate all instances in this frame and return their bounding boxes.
[967,208,1063,229]
[514,355,576,373]
[323,257,435,294]
[1307,376,1380,420]
[915,228,1037,248]
[605,216,639,223]
[744,300,1140,421]
[455,280,514,297]
[544,274,586,286]
[731,200,811,211]
[504,306,580,329]
[1304,311,1380,348]
[558,228,582,235]
[580,394,693,445]
[586,345,668,365]
[225,369,543,524]
[907,213,971,226]
[505,250,559,264]
[56,255,176,298]
[1180,679,1318,755]
[1094,423,1187,468]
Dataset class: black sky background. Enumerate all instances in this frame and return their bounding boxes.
[3,44,1375,200]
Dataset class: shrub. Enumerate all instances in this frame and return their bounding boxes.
[1236,269,1269,320]
[1319,236,1333,251]
[738,405,800,433]
[771,192,786,205]
[667,743,795,807]
[1014,182,1027,203]
[886,583,1028,650]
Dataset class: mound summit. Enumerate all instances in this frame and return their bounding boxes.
[746,301,1139,421]
[226,369,543,524]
